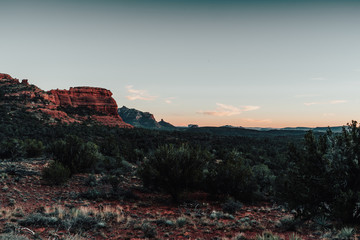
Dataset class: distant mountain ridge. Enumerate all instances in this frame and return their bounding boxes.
[245,126,344,133]
[118,106,175,130]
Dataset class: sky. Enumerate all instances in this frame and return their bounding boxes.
[1,0,360,127]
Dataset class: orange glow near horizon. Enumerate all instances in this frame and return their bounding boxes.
[164,115,353,128]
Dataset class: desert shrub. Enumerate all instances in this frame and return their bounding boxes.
[84,174,97,187]
[138,144,207,201]
[205,150,256,202]
[289,234,302,240]
[222,199,243,214]
[0,138,24,159]
[63,213,105,232]
[280,122,360,222]
[256,231,281,240]
[252,163,275,194]
[62,234,85,240]
[79,188,107,200]
[336,227,355,240]
[42,161,71,185]
[141,222,157,238]
[49,135,102,174]
[277,215,301,231]
[0,233,30,240]
[19,213,60,227]
[24,139,44,158]
[107,175,120,193]
[281,131,332,218]
[176,217,187,227]
[233,233,247,240]
[313,215,331,231]
[99,136,121,157]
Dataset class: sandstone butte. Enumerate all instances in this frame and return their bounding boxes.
[0,73,133,128]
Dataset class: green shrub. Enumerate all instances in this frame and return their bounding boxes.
[63,213,104,232]
[205,150,256,202]
[49,135,102,174]
[313,215,331,231]
[252,163,275,194]
[19,213,60,227]
[107,175,120,193]
[222,199,243,214]
[84,174,97,187]
[24,139,44,158]
[176,217,187,227]
[42,161,71,185]
[141,222,157,238]
[138,144,207,201]
[277,215,301,231]
[256,232,281,240]
[289,234,302,240]
[337,227,355,240]
[280,122,360,222]
[0,138,24,159]
[79,188,105,200]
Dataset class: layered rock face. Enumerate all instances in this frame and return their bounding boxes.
[0,73,132,128]
[49,87,119,116]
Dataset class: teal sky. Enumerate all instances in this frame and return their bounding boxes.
[2,0,360,127]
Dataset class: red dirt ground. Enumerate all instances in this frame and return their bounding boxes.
[0,159,355,239]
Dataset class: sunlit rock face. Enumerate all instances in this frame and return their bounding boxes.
[49,87,119,116]
[48,87,132,127]
[0,73,133,128]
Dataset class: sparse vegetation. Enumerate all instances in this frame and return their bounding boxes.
[49,135,102,174]
[41,161,71,185]
[0,233,29,240]
[222,199,243,214]
[138,144,207,201]
[256,231,281,240]
[3,86,360,239]
[337,227,355,240]
[141,221,157,238]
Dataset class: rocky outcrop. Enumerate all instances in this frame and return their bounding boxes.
[48,87,119,116]
[118,106,175,129]
[0,73,13,80]
[158,119,176,129]
[0,73,132,128]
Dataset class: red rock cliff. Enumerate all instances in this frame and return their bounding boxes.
[47,87,132,128]
[49,87,119,116]
[0,73,132,128]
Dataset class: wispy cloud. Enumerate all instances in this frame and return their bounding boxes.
[126,85,157,101]
[304,102,321,106]
[330,100,347,104]
[304,100,348,106]
[242,105,260,111]
[164,97,175,104]
[198,103,260,117]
